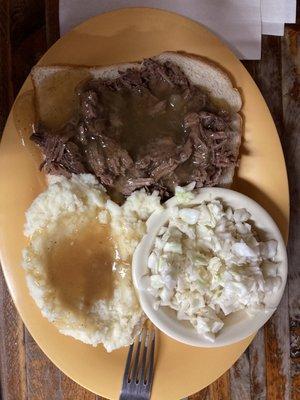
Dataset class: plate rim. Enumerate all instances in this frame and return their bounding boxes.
[0,7,289,399]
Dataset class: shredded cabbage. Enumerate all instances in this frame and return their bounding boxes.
[175,182,196,204]
[147,193,281,340]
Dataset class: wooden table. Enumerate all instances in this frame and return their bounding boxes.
[0,1,299,399]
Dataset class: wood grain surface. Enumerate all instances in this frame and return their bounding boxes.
[0,2,299,399]
[0,0,13,134]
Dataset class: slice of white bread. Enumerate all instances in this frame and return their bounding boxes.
[153,52,242,187]
[31,63,139,130]
[31,51,242,187]
[154,52,242,112]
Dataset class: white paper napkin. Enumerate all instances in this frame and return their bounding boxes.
[59,0,262,60]
[261,0,296,36]
[285,0,297,22]
[261,0,285,35]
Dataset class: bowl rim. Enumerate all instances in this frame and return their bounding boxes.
[132,187,288,348]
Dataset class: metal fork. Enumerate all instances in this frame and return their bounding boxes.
[120,328,156,400]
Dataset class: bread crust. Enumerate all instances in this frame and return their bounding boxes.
[31,52,242,188]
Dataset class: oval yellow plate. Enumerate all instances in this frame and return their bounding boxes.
[0,8,289,400]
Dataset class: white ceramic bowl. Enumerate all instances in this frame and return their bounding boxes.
[132,188,287,347]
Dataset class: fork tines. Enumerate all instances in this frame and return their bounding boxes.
[120,328,156,400]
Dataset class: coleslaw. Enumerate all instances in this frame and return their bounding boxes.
[146,185,281,341]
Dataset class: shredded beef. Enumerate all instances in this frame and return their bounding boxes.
[31,57,239,199]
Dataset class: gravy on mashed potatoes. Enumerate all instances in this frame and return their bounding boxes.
[47,221,114,310]
[22,174,162,351]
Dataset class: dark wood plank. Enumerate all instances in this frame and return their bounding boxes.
[264,292,291,400]
[188,387,210,399]
[25,330,62,400]
[230,352,251,400]
[60,374,97,400]
[25,330,106,400]
[10,0,44,44]
[281,25,300,400]
[209,372,230,400]
[249,329,266,399]
[244,34,291,400]
[188,372,230,399]
[0,270,27,400]
[0,0,13,133]
[45,0,60,47]
[10,0,46,96]
[243,35,284,137]
[11,26,46,97]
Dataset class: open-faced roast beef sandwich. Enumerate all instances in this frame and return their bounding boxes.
[30,52,242,200]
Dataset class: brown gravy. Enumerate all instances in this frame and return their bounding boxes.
[47,220,115,311]
[26,59,235,200]
[99,86,188,155]
[13,91,45,174]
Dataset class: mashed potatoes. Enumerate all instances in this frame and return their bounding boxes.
[22,174,162,351]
